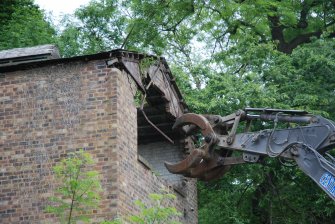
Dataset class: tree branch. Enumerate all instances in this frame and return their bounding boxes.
[267,0,335,53]
[68,165,81,224]
[268,15,285,44]
[236,181,253,207]
[161,14,189,32]
[286,30,322,53]
[326,20,335,28]
[297,0,318,29]
[202,2,224,19]
[121,24,135,49]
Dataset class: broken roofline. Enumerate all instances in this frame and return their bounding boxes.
[0,48,186,109]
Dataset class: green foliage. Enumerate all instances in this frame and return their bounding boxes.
[199,159,335,224]
[45,150,102,224]
[124,0,194,54]
[196,39,335,222]
[100,220,122,224]
[0,0,55,50]
[3,0,335,223]
[263,38,335,118]
[139,57,159,76]
[56,0,126,57]
[128,192,182,224]
[101,191,181,224]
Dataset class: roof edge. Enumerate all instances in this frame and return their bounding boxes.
[0,49,187,110]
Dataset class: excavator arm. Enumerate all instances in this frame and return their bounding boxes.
[165,108,335,200]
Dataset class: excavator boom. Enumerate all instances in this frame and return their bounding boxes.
[165,108,335,200]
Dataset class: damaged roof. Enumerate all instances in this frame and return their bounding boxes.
[0,45,187,144]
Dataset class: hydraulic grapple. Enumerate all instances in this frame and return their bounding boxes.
[164,108,335,200]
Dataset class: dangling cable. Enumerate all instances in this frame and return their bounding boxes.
[139,93,174,144]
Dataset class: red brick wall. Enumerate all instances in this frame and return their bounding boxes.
[0,61,119,223]
[0,59,197,223]
[116,68,197,223]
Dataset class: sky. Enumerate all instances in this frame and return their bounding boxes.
[35,0,91,16]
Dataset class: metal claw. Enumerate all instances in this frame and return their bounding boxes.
[164,138,218,175]
[173,113,215,137]
[165,113,232,179]
[187,155,246,180]
[198,165,231,181]
[198,156,246,180]
[188,154,221,177]
[164,149,205,175]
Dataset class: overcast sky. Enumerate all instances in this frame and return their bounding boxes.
[35,0,91,15]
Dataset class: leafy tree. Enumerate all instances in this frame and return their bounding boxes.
[120,0,335,54]
[101,191,181,224]
[191,0,335,54]
[46,150,102,224]
[56,0,126,57]
[3,0,335,222]
[0,0,56,50]
[127,2,335,223]
[54,1,335,223]
[198,159,335,224]
[111,0,335,91]
[196,40,335,223]
[128,192,182,224]
[263,38,335,118]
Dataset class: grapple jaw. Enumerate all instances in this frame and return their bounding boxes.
[163,108,335,202]
[164,113,244,181]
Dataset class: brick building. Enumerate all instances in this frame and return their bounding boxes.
[0,45,197,223]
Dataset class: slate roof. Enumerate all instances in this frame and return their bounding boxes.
[0,44,60,67]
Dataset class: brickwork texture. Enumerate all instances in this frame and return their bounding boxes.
[0,59,197,223]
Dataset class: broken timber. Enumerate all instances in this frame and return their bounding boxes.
[107,51,184,109]
[107,50,187,144]
[0,48,186,145]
